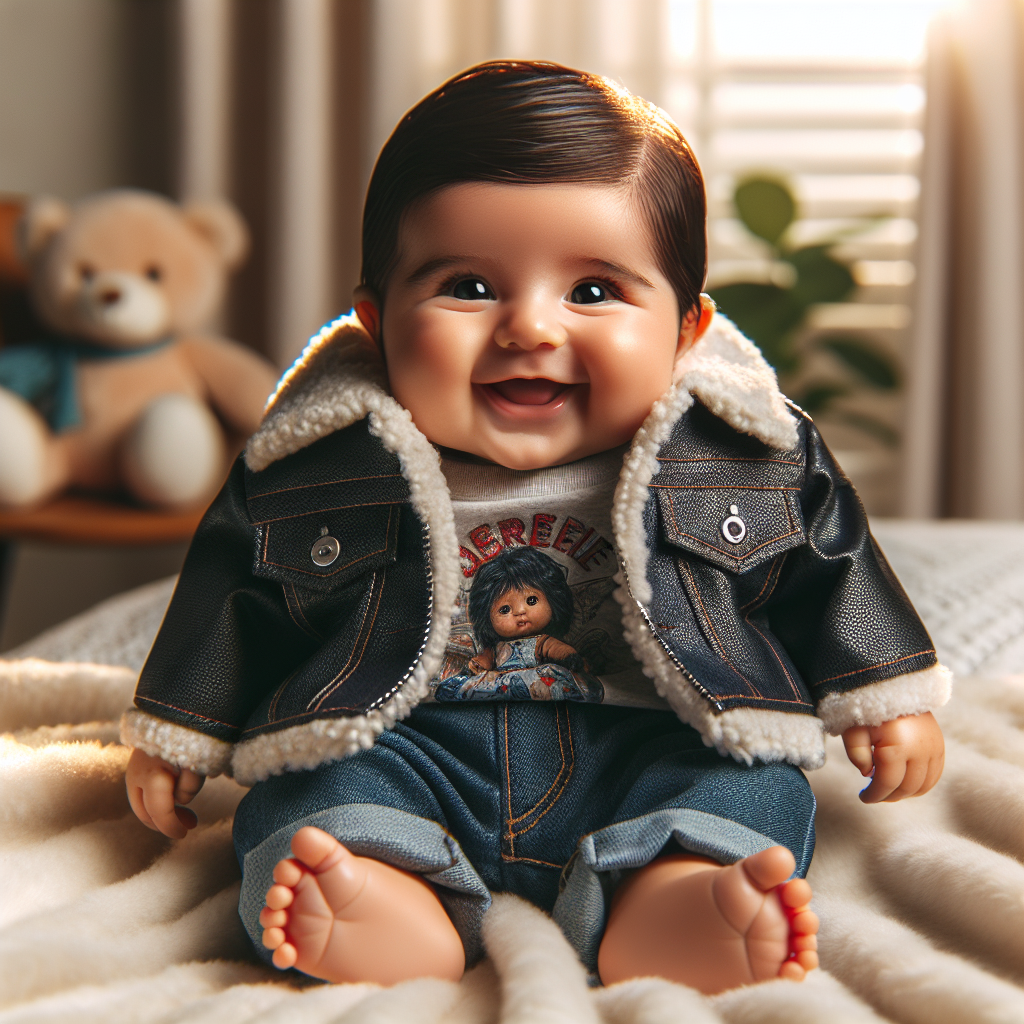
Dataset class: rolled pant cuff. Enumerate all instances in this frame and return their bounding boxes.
[238,803,493,967]
[552,807,781,972]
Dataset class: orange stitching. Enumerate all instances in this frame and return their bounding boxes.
[666,493,801,562]
[500,854,563,868]
[314,570,386,709]
[738,556,781,612]
[262,517,392,578]
[815,650,936,686]
[509,706,576,838]
[679,560,757,697]
[656,456,802,466]
[249,472,404,499]
[652,484,801,491]
[305,572,378,710]
[508,704,570,826]
[283,582,323,640]
[744,616,802,701]
[134,696,236,729]
[250,498,406,526]
[503,707,514,857]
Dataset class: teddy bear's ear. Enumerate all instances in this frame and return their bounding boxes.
[182,200,250,270]
[18,196,71,261]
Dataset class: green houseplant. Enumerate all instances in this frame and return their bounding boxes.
[708,176,901,445]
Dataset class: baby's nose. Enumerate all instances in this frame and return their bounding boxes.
[494,303,567,351]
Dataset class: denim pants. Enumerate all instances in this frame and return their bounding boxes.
[233,702,816,971]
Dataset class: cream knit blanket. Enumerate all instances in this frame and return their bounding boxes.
[2,520,1024,1021]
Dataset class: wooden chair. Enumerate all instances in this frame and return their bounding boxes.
[0,197,203,635]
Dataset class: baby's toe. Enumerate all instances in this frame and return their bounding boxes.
[778,960,807,982]
[260,906,287,928]
[262,926,286,950]
[791,909,819,936]
[795,950,819,971]
[265,883,296,911]
[780,878,812,909]
[272,942,299,970]
[740,846,797,892]
[272,858,304,887]
[291,826,347,872]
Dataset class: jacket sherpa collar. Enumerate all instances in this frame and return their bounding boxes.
[236,311,839,774]
[123,311,949,779]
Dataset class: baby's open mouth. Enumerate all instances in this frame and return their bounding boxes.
[485,378,569,406]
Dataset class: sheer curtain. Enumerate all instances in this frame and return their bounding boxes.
[902,0,1024,518]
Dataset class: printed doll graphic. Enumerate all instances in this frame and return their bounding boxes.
[432,547,605,702]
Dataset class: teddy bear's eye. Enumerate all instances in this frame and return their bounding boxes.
[79,264,95,282]
[145,265,162,282]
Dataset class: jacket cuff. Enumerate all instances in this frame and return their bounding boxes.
[815,663,952,735]
[120,707,234,777]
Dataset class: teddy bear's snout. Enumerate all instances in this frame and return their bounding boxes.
[78,270,170,343]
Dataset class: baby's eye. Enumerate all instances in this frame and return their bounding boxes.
[451,278,494,301]
[526,595,538,606]
[571,283,608,304]
[498,604,511,615]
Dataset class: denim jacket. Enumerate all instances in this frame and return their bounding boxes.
[122,313,950,785]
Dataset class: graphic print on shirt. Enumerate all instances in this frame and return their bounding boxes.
[431,507,657,706]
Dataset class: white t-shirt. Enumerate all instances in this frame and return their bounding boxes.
[426,447,670,710]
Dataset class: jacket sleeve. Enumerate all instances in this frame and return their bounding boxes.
[120,455,319,775]
[764,415,951,734]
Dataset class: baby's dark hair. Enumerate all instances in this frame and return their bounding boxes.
[361,60,706,321]
[467,546,575,652]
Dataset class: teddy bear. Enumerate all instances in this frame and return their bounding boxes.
[0,189,279,509]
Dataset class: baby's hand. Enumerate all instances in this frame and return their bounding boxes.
[842,711,944,803]
[126,747,205,839]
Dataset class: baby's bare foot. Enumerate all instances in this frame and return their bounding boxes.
[597,845,818,994]
[260,825,465,985]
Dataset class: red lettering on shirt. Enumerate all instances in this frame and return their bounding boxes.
[459,545,485,578]
[530,513,556,547]
[552,517,586,553]
[574,535,614,571]
[469,524,502,558]
[498,518,526,547]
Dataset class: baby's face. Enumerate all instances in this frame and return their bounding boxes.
[489,587,552,639]
[374,182,700,468]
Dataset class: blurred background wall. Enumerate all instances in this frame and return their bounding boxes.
[2,0,1018,649]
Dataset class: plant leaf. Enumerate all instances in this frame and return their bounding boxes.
[819,336,900,388]
[734,177,796,246]
[707,283,804,372]
[791,382,850,413]
[786,247,855,305]
[835,411,900,448]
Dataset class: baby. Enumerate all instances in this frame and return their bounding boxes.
[124,61,948,994]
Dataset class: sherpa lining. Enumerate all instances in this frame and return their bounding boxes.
[133,310,944,776]
[817,664,953,735]
[121,707,233,777]
[229,315,461,786]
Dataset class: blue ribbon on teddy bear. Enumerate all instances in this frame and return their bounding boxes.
[0,334,171,432]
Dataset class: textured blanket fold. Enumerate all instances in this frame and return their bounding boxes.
[2,655,1023,1022]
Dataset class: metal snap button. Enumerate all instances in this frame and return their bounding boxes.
[311,526,340,566]
[720,504,747,545]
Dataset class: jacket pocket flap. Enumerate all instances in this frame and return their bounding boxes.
[254,503,401,591]
[654,485,805,573]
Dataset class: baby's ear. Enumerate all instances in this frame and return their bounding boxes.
[673,294,716,377]
[352,286,382,355]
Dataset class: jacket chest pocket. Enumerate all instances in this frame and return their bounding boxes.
[654,484,805,574]
[252,503,402,592]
